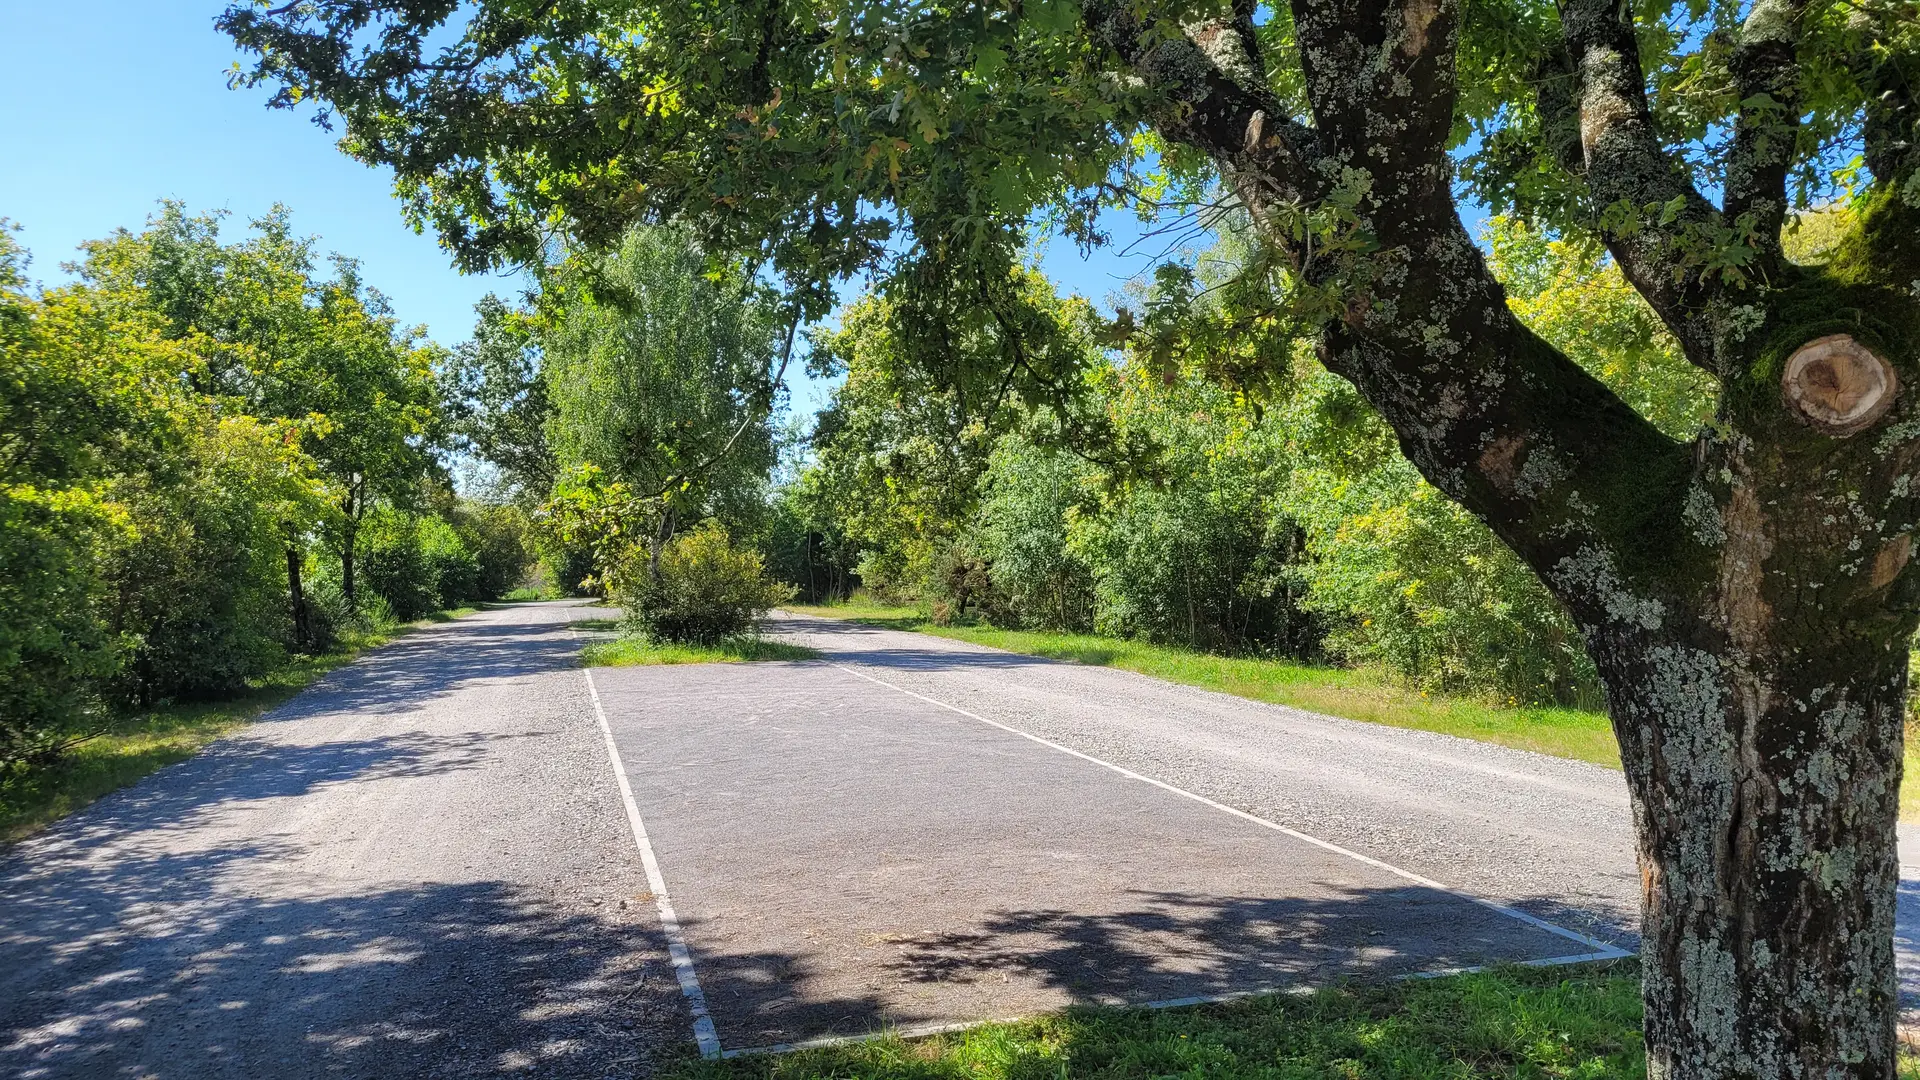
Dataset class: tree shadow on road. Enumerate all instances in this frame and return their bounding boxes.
[0,871,682,1080]
[265,616,589,720]
[680,883,1632,1051]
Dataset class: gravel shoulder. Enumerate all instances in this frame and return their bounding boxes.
[0,601,686,1080]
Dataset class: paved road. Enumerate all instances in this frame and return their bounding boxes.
[754,613,1920,1027]
[591,658,1606,1053]
[767,613,1646,946]
[7,602,1918,1074]
[0,601,684,1080]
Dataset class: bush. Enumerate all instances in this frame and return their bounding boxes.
[421,515,482,605]
[0,485,127,767]
[456,501,533,599]
[538,542,599,597]
[974,438,1094,631]
[105,417,310,706]
[617,521,795,644]
[358,509,440,620]
[1283,375,1598,704]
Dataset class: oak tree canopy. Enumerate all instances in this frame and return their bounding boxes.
[222,0,1920,1074]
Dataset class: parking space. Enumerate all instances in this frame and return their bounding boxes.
[590,658,1613,1053]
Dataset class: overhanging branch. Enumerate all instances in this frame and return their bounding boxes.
[1557,0,1724,368]
[1725,0,1812,268]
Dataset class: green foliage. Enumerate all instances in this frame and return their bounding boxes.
[0,484,128,766]
[1485,219,1714,440]
[443,295,554,503]
[619,521,796,645]
[75,203,444,603]
[0,202,519,793]
[107,416,327,705]
[756,475,862,604]
[356,507,491,621]
[355,508,440,621]
[452,500,535,600]
[975,437,1094,631]
[1071,363,1316,655]
[420,514,482,609]
[796,289,1321,655]
[542,224,786,529]
[781,231,1713,701]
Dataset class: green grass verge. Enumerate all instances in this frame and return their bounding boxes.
[788,602,1620,768]
[580,633,820,667]
[679,960,1650,1080]
[790,602,1920,820]
[0,606,479,845]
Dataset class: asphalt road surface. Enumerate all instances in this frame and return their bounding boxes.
[0,602,685,1079]
[5,602,1918,1074]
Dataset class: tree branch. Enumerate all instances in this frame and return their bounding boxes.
[1557,0,1723,367]
[1083,0,1331,209]
[1724,0,1811,268]
[1127,0,1698,630]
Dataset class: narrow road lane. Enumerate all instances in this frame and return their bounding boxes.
[0,602,683,1080]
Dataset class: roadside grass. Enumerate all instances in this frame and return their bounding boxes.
[581,631,819,667]
[0,606,479,845]
[678,960,1652,1080]
[788,602,1920,820]
[787,601,1621,769]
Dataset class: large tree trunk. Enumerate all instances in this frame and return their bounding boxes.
[1598,633,1905,1076]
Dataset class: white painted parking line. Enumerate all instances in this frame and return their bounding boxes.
[830,662,1632,963]
[582,663,723,1059]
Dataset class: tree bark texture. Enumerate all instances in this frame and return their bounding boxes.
[1092,0,1920,1071]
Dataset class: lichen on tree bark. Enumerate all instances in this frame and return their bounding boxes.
[1096,0,1920,1073]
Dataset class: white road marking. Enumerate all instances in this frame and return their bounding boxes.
[829,661,1632,962]
[581,659,722,1059]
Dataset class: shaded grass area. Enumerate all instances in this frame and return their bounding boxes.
[581,632,820,667]
[681,961,1651,1080]
[790,603,1920,820]
[0,606,478,844]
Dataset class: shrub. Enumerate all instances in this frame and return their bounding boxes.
[420,515,481,605]
[457,502,533,599]
[537,542,599,597]
[1283,375,1598,705]
[104,417,314,706]
[0,485,127,767]
[358,508,439,620]
[617,521,795,644]
[974,438,1094,631]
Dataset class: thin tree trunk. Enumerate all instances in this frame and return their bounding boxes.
[340,479,362,606]
[286,538,310,651]
[341,518,357,605]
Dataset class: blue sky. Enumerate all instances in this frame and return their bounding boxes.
[0,3,1168,414]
